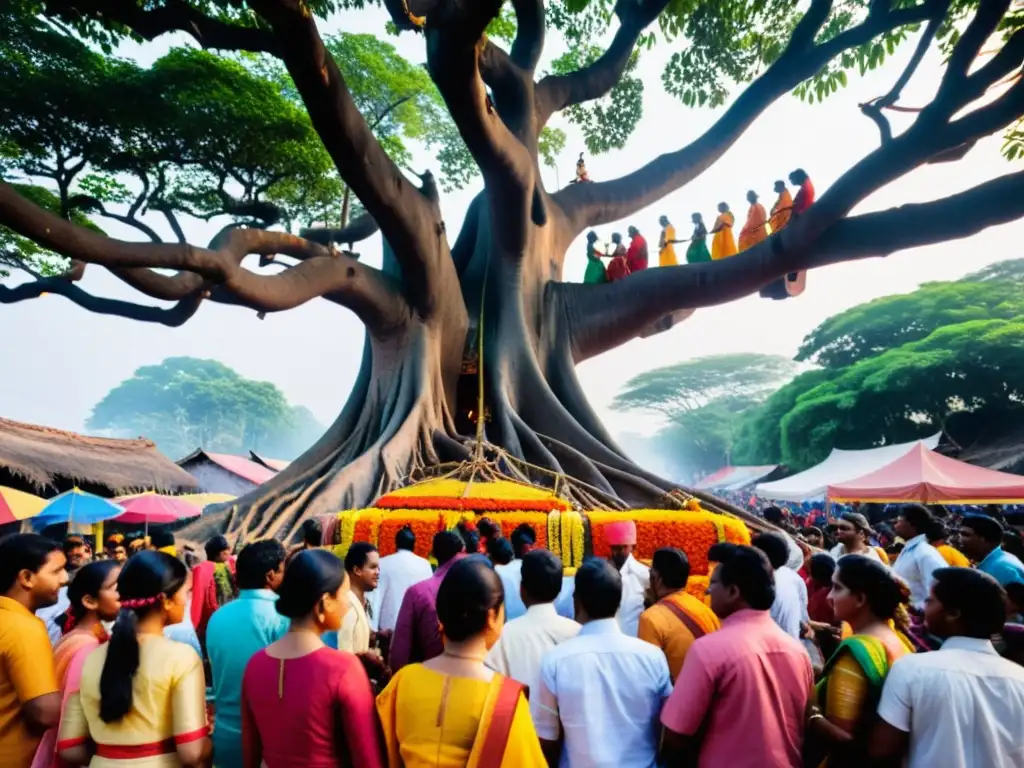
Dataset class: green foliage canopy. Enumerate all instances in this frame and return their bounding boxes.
[795,280,1024,368]
[613,353,796,476]
[734,268,1024,470]
[87,357,325,461]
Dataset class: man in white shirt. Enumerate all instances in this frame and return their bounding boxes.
[367,526,432,632]
[605,519,649,636]
[494,524,537,622]
[532,558,672,768]
[871,567,1024,768]
[486,549,580,693]
[752,532,808,640]
[891,505,947,611]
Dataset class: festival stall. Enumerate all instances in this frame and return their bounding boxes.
[755,434,941,502]
[322,476,751,602]
[696,465,780,491]
[827,443,1024,504]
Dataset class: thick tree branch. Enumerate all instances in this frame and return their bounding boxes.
[46,0,281,54]
[424,1,533,191]
[553,0,941,231]
[561,170,1024,362]
[535,0,671,127]
[249,0,443,312]
[0,181,410,331]
[861,0,950,143]
[0,278,204,326]
[510,0,544,71]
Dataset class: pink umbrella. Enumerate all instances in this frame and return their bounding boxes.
[114,493,202,525]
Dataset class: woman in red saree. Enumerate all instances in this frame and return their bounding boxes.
[241,549,384,768]
[33,561,121,768]
[376,557,545,767]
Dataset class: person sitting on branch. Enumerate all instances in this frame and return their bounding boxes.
[738,190,769,252]
[625,226,649,273]
[605,233,630,282]
[761,170,814,300]
[583,231,608,284]
[571,152,591,184]
[710,203,737,260]
[769,180,793,232]
[658,216,679,267]
[686,213,711,264]
[790,168,815,215]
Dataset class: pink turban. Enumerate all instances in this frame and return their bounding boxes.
[605,519,637,547]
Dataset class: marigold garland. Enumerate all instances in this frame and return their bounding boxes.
[338,511,356,557]
[586,509,744,576]
[376,495,568,511]
[493,513,548,550]
[331,488,750,578]
[685,575,711,607]
[374,509,439,558]
[548,511,562,561]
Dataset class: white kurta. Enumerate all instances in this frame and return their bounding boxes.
[485,603,581,692]
[367,549,434,632]
[616,555,650,637]
[336,590,371,654]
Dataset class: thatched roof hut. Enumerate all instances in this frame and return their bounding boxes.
[0,417,199,497]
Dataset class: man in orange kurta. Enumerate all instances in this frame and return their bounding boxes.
[637,547,720,681]
[738,190,769,252]
[769,180,793,233]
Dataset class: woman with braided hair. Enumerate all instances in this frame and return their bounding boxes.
[805,555,914,768]
[32,561,121,768]
[57,551,211,767]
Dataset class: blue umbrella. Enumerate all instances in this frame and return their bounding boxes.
[34,488,125,528]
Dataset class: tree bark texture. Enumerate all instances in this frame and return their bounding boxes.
[4,0,1024,542]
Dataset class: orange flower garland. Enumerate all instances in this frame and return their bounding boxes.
[586,508,749,577]
[332,484,750,579]
[492,512,548,549]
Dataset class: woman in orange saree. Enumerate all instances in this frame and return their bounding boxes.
[710,203,737,260]
[376,558,545,767]
[32,560,121,768]
[738,190,769,251]
[769,180,793,232]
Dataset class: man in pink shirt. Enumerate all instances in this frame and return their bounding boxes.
[661,543,813,768]
[389,531,465,670]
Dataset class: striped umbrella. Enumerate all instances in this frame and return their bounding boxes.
[0,486,47,525]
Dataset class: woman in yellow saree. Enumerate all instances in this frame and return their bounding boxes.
[376,557,545,767]
[710,203,737,260]
[805,555,913,768]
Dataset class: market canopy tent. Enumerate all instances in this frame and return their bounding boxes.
[828,443,1024,504]
[696,465,779,491]
[755,434,941,503]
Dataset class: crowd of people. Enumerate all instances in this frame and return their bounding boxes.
[581,169,815,288]
[2,501,1024,768]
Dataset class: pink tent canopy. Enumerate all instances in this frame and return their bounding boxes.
[827,444,1024,504]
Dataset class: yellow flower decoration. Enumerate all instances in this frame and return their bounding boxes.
[548,511,562,560]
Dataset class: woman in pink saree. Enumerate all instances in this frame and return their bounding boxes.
[32,560,121,768]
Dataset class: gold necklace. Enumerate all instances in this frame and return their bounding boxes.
[442,649,487,662]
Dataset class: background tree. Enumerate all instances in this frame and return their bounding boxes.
[613,353,797,478]
[2,0,1024,540]
[88,357,326,461]
[734,266,1024,469]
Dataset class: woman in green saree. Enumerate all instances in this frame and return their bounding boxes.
[583,231,608,284]
[685,213,711,264]
[806,555,914,768]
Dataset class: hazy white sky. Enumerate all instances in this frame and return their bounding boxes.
[1,7,1019,444]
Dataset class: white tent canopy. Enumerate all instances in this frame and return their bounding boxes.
[755,434,942,503]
